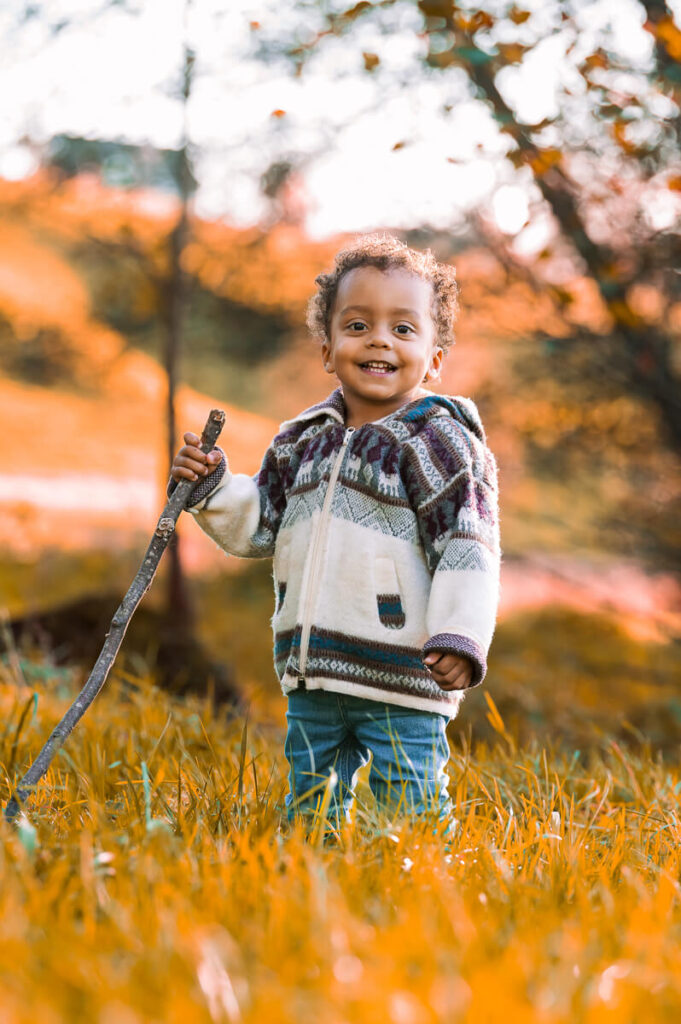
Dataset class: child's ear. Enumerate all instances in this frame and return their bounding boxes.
[423,346,444,382]
[321,339,335,374]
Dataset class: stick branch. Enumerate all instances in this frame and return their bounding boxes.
[3,408,226,825]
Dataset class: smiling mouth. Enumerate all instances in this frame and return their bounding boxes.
[359,361,397,374]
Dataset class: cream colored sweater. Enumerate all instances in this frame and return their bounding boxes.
[182,387,502,718]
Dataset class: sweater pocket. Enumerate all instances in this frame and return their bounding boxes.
[375,556,406,630]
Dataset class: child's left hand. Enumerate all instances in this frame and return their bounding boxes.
[423,651,474,690]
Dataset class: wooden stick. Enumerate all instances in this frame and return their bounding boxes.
[3,408,226,825]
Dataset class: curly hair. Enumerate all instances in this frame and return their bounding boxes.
[306,232,460,352]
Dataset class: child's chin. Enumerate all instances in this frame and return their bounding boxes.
[357,380,400,395]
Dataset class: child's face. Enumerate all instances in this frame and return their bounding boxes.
[321,266,443,425]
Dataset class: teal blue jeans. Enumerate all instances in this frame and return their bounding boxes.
[284,689,454,827]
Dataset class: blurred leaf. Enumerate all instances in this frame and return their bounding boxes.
[582,51,609,71]
[340,1,373,22]
[667,175,681,191]
[606,298,642,327]
[392,140,408,150]
[646,15,681,61]
[611,120,639,155]
[418,0,456,17]
[455,11,495,31]
[549,285,575,305]
[497,42,529,64]
[427,47,458,68]
[528,147,563,175]
[599,103,628,119]
[601,260,626,282]
[270,109,286,118]
[362,51,380,71]
[508,7,531,24]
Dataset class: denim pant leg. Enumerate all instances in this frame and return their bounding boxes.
[347,697,454,822]
[284,690,370,823]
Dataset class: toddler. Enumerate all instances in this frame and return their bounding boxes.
[170,233,502,832]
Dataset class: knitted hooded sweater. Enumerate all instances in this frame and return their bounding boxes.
[183,386,502,718]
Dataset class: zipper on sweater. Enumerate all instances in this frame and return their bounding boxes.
[298,427,355,681]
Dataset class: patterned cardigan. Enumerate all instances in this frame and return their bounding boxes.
[181,387,502,718]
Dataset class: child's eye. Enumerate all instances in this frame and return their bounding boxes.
[395,324,415,335]
[348,322,367,331]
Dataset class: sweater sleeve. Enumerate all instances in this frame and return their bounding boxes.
[175,437,288,559]
[403,416,502,687]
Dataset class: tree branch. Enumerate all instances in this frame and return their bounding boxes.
[444,20,681,451]
[3,407,226,825]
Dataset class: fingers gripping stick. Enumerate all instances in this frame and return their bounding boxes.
[3,408,226,825]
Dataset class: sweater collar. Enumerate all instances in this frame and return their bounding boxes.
[278,386,486,443]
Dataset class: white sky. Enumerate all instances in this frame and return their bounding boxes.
[0,0,676,239]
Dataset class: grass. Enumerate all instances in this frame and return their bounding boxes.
[2,650,681,1023]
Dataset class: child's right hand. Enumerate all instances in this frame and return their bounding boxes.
[170,431,223,483]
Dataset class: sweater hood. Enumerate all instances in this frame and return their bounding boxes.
[278,387,487,445]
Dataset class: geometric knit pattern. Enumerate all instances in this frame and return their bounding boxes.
[377,594,406,629]
[437,537,497,573]
[274,626,451,703]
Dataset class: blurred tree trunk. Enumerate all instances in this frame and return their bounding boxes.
[162,37,196,649]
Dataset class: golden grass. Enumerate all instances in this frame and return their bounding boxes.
[1,660,681,1024]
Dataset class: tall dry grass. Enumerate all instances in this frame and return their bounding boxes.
[1,656,681,1024]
